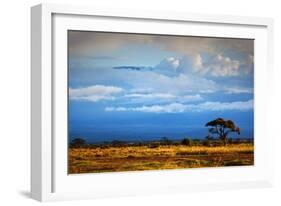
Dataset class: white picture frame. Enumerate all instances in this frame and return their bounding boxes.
[31,3,274,202]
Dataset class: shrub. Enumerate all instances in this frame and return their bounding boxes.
[160,137,172,145]
[148,143,160,148]
[235,138,241,144]
[202,140,212,147]
[70,137,86,148]
[181,138,193,146]
[111,140,127,147]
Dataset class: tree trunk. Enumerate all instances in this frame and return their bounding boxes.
[220,135,227,146]
[223,138,227,146]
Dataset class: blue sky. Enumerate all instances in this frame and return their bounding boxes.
[68,31,254,143]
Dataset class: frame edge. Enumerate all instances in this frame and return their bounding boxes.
[30,3,275,201]
[31,4,43,201]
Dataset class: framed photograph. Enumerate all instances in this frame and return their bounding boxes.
[31,3,274,201]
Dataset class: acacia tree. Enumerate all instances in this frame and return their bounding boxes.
[205,118,240,146]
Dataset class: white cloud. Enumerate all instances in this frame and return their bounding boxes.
[71,95,115,102]
[166,57,180,69]
[181,94,203,102]
[159,38,253,75]
[193,53,203,69]
[212,54,240,76]
[243,54,254,74]
[153,57,181,76]
[199,89,216,94]
[125,93,175,100]
[69,85,123,102]
[106,103,187,113]
[224,87,253,94]
[129,88,154,93]
[193,54,241,77]
[196,100,253,111]
[105,99,253,113]
[154,55,243,77]
[123,92,203,104]
[128,72,218,95]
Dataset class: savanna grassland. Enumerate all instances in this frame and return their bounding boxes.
[68,142,254,174]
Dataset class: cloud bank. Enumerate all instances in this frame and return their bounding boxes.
[69,85,123,102]
[69,31,254,76]
[105,100,253,113]
[113,54,251,78]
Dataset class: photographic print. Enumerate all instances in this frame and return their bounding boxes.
[68,31,254,174]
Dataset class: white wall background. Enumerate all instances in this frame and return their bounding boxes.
[0,0,280,205]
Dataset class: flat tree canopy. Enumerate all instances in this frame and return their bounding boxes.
[205,118,240,145]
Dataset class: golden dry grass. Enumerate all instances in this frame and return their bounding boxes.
[68,144,254,174]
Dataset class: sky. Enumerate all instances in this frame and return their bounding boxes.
[68,31,254,143]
